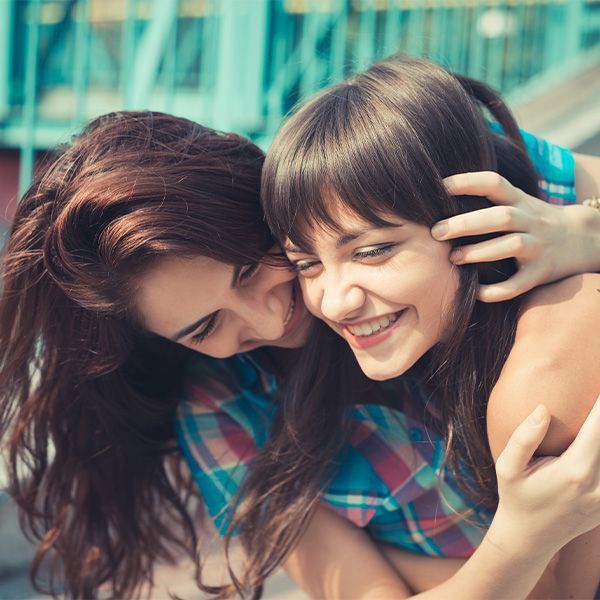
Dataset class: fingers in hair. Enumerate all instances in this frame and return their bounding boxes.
[477,267,543,302]
[450,233,535,264]
[432,205,528,241]
[443,171,525,206]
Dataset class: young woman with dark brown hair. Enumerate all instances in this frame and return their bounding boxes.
[1,109,599,599]
[258,55,600,598]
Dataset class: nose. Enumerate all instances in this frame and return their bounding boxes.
[318,270,366,323]
[237,266,292,343]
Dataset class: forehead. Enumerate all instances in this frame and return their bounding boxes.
[286,193,404,252]
[134,255,232,335]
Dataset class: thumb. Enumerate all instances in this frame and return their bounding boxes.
[495,405,551,479]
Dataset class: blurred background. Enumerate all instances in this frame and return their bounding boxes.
[0,0,599,597]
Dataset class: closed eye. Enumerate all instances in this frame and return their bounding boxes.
[190,312,219,344]
[288,260,321,276]
[237,262,260,284]
[354,244,396,260]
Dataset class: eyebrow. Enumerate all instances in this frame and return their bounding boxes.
[170,265,242,341]
[285,225,403,254]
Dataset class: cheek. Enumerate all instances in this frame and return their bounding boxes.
[420,261,459,335]
[261,264,296,290]
[386,249,458,319]
[298,278,323,318]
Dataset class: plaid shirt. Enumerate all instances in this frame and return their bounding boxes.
[176,353,489,557]
[498,126,576,205]
[176,134,576,558]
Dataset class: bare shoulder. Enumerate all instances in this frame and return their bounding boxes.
[487,274,600,459]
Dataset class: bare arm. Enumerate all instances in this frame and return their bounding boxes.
[284,397,600,599]
[378,546,464,593]
[432,162,600,302]
[575,152,600,202]
[284,504,412,600]
[487,273,600,598]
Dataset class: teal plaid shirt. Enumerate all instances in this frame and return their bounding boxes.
[176,132,576,556]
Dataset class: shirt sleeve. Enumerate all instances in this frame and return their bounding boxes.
[519,129,576,205]
[489,122,576,205]
[175,356,275,536]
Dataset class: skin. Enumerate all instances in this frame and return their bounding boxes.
[287,397,600,599]
[283,197,600,597]
[437,157,600,301]
[137,161,600,362]
[136,255,312,357]
[133,166,600,597]
[285,202,459,382]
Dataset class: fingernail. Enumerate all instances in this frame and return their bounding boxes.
[528,404,546,426]
[442,178,456,193]
[450,248,462,262]
[431,222,448,239]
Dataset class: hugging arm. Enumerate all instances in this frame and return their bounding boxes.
[285,398,600,599]
[432,153,600,302]
[487,273,600,598]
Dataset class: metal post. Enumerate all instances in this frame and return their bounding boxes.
[19,0,41,197]
[0,0,15,120]
[130,0,179,108]
[73,0,91,127]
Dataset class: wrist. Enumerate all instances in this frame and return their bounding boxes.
[582,203,600,272]
[485,505,558,564]
[564,204,600,273]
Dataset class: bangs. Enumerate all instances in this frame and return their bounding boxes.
[262,75,446,250]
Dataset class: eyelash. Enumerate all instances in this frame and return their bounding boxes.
[190,313,218,345]
[354,244,396,259]
[189,263,260,345]
[238,262,260,283]
[289,244,396,273]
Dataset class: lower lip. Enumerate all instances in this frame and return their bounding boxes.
[342,310,407,350]
[282,284,305,335]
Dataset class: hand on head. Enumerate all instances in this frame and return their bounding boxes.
[432,171,599,302]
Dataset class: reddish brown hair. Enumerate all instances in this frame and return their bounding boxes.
[0,111,269,597]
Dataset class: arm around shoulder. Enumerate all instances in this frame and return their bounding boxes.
[488,272,600,459]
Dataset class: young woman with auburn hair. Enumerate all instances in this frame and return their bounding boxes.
[258,55,600,598]
[0,109,599,599]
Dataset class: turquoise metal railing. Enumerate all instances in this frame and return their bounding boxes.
[1,0,599,194]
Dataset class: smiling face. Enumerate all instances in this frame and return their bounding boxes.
[285,203,459,381]
[135,254,313,358]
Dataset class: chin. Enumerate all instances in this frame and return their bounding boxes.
[356,360,404,382]
[356,352,419,382]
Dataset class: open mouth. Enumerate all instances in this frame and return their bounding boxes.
[346,311,402,337]
[341,309,407,349]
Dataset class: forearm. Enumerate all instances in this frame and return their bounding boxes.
[411,508,558,600]
[561,201,600,274]
[571,153,600,273]
[575,153,600,203]
[286,507,557,600]
[552,526,600,599]
[378,545,464,593]
[284,506,412,600]
[380,530,599,600]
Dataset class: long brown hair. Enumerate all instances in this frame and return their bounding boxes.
[228,56,540,596]
[0,111,270,597]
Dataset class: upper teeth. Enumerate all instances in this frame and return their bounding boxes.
[347,313,400,337]
[284,290,296,326]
